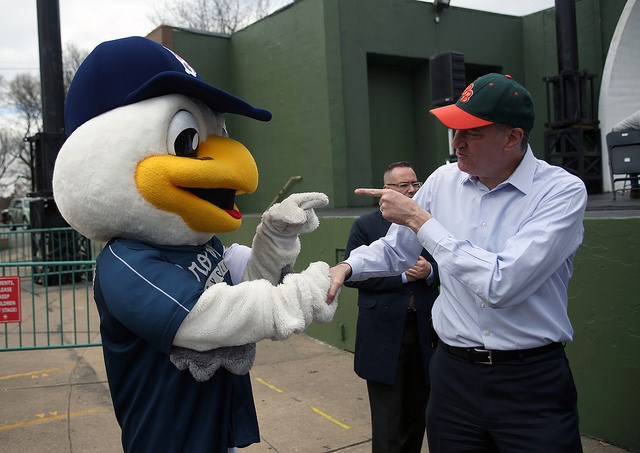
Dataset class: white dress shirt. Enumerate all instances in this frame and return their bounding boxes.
[345,148,588,350]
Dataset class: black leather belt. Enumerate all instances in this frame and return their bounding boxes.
[440,342,563,365]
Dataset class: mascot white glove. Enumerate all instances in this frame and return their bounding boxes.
[243,192,329,285]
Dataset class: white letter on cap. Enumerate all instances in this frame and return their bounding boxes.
[164,46,197,77]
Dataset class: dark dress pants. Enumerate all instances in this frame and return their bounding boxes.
[426,344,582,453]
[367,310,429,453]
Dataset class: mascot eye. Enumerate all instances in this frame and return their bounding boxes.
[167,110,200,157]
[174,128,199,157]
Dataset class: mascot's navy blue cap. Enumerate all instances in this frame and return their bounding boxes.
[64,36,272,135]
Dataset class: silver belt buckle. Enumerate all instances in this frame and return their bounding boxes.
[473,348,493,365]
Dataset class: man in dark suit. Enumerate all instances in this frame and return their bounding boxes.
[344,161,439,453]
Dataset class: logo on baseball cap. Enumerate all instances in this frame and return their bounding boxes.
[65,36,272,135]
[429,73,534,131]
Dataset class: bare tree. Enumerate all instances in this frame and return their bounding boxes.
[0,43,89,197]
[150,0,289,34]
[7,73,42,139]
[0,130,16,182]
[0,129,30,197]
[3,42,88,138]
[63,43,90,92]
[0,73,41,196]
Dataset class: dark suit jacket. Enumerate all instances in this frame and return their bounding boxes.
[344,209,439,386]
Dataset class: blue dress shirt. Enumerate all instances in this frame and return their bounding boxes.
[345,149,588,350]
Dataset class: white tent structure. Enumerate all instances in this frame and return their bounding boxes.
[598,0,640,192]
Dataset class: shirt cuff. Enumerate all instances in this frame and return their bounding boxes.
[417,218,450,254]
[343,258,358,281]
[425,266,434,285]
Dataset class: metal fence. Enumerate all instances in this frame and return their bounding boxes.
[0,225,104,351]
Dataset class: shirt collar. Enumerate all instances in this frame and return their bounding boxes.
[464,146,536,195]
[505,146,536,195]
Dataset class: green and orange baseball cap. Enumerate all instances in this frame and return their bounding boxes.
[430,73,534,131]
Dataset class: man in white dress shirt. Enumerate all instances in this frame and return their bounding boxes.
[327,73,587,452]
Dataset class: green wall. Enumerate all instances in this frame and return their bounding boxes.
[568,217,640,450]
[166,0,626,212]
[171,29,232,90]
[229,0,340,213]
[367,58,427,189]
[335,0,526,206]
[221,213,640,450]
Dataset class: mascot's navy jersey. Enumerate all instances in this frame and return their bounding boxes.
[93,237,259,452]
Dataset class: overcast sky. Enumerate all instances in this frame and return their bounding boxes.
[0,0,555,83]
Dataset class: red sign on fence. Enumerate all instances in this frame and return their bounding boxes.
[0,276,21,323]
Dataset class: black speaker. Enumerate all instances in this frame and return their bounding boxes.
[429,51,466,107]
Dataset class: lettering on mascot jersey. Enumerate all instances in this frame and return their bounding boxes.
[183,244,229,289]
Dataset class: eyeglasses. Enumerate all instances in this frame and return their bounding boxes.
[385,181,422,189]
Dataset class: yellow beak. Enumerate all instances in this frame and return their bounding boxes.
[135,135,259,233]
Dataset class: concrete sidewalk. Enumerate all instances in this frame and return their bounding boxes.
[0,334,631,452]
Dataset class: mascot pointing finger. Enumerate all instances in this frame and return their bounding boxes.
[53,36,338,452]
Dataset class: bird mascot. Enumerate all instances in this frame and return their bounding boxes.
[52,36,338,453]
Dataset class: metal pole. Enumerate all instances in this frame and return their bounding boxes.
[34,0,65,196]
[554,0,579,123]
[554,0,579,74]
[31,0,69,262]
[36,0,65,136]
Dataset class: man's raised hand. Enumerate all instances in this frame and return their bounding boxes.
[354,188,431,232]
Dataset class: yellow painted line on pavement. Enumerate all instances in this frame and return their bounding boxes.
[255,377,284,393]
[0,407,110,431]
[311,406,351,430]
[254,378,350,430]
[0,366,70,380]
